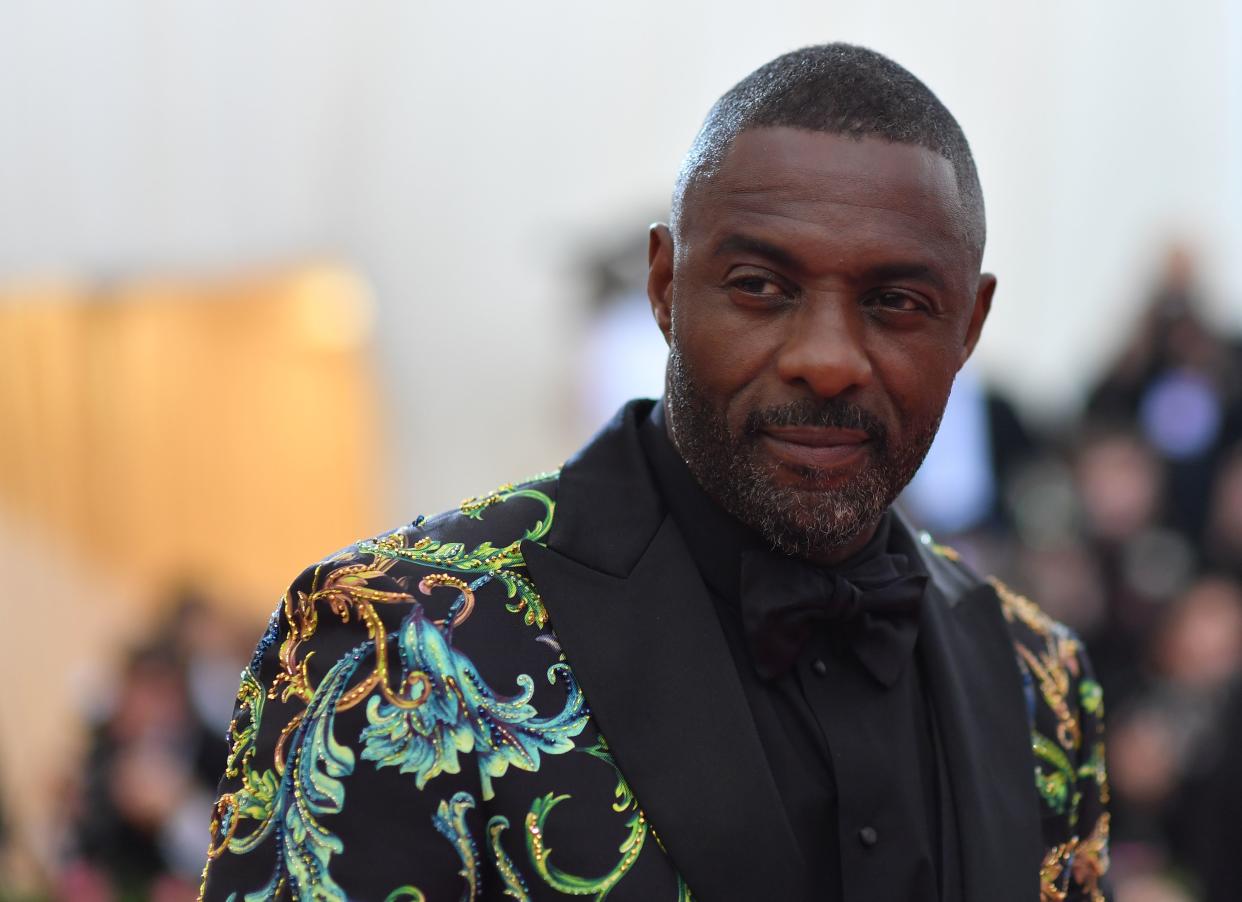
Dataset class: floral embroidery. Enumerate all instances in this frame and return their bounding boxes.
[525,738,649,898]
[487,815,532,901]
[1039,813,1110,902]
[358,478,557,628]
[204,497,1110,901]
[992,577,1111,901]
[359,603,587,800]
[432,791,482,902]
[203,476,595,901]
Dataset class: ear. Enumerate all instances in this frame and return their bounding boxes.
[647,223,675,345]
[959,272,996,368]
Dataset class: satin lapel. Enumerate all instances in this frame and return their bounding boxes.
[523,521,806,902]
[907,531,1044,902]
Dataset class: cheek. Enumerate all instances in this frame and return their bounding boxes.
[873,342,958,427]
[672,293,775,394]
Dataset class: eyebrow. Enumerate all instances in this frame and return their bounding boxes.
[710,234,802,271]
[860,262,948,292]
[712,233,948,292]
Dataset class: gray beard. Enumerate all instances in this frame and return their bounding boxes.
[664,344,942,560]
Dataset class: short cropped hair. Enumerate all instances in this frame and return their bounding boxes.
[671,43,986,262]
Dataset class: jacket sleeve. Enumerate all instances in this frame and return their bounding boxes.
[999,573,1114,902]
[199,550,488,902]
[1063,644,1111,902]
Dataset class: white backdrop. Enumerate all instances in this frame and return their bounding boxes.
[2,0,1238,519]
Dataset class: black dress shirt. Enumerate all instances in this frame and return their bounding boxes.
[639,404,957,901]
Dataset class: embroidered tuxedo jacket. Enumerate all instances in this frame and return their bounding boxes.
[201,400,1110,901]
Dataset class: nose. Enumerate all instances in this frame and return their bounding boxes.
[773,299,873,398]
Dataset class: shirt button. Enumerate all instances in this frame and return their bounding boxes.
[858,826,879,847]
[811,658,828,676]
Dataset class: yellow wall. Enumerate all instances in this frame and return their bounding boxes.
[0,263,385,882]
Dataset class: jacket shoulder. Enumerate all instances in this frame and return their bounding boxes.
[914,533,1089,671]
[359,468,562,566]
[288,468,564,621]
[990,576,1081,656]
[414,469,562,541]
[202,469,591,901]
[919,538,1101,744]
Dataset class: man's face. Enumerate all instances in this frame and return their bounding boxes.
[648,127,995,562]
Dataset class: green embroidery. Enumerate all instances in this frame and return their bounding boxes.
[230,769,279,845]
[488,816,532,901]
[1079,678,1104,716]
[210,669,281,860]
[581,738,636,814]
[220,653,360,901]
[525,738,648,898]
[206,471,666,900]
[918,531,961,562]
[359,602,588,800]
[433,791,481,902]
[224,669,263,779]
[1032,731,1073,815]
[272,652,358,901]
[1078,738,1109,808]
[228,673,278,830]
[382,888,427,902]
[360,480,556,628]
[459,474,559,523]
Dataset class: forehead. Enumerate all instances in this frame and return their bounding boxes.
[685,127,970,268]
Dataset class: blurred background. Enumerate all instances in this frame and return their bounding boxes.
[1,2,1240,900]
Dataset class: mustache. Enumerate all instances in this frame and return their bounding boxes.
[743,399,887,443]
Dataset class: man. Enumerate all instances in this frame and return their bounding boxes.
[202,44,1109,901]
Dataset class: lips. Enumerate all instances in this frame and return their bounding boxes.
[758,426,871,472]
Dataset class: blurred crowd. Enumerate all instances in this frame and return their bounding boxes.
[1072,251,1242,902]
[908,246,1242,902]
[1,247,1239,901]
[32,593,250,902]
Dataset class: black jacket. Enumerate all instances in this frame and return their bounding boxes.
[202,400,1110,901]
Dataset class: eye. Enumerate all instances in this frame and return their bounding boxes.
[731,276,783,295]
[868,290,930,314]
[724,269,793,304]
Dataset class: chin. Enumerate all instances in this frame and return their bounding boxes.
[744,476,883,552]
[772,464,867,493]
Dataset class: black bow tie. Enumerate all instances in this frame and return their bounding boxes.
[739,546,926,686]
